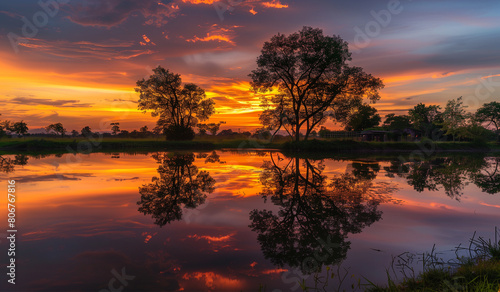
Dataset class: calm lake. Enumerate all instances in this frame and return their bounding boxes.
[0,151,499,291]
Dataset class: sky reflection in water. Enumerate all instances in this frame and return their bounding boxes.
[0,151,499,291]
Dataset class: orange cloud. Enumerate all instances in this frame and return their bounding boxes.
[182,272,242,290]
[141,34,156,45]
[261,1,288,8]
[186,34,235,45]
[481,73,500,80]
[480,202,500,209]
[182,0,217,4]
[188,233,235,242]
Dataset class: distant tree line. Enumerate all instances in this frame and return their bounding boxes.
[2,99,498,143]
[319,99,500,142]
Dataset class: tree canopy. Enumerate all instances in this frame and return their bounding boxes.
[11,121,28,137]
[136,66,215,140]
[408,103,442,138]
[475,101,500,133]
[344,103,381,131]
[441,97,469,141]
[250,26,384,141]
[383,113,412,130]
[46,123,66,137]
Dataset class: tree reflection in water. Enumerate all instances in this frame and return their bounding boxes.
[138,152,215,226]
[472,157,500,195]
[249,154,396,274]
[384,155,499,199]
[0,154,28,173]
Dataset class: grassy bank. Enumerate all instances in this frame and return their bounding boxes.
[287,231,500,292]
[0,138,215,154]
[0,137,498,154]
[366,232,500,292]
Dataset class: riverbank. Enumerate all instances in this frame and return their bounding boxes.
[365,232,500,292]
[293,231,500,292]
[0,137,498,155]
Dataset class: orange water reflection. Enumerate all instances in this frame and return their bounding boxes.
[0,152,498,291]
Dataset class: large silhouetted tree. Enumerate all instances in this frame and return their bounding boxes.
[250,27,384,141]
[137,153,215,226]
[136,66,215,140]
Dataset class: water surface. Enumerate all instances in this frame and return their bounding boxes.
[0,151,499,291]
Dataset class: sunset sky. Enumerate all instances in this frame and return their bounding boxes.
[1,0,500,132]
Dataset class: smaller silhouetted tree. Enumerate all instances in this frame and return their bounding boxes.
[12,121,28,137]
[208,121,225,136]
[408,103,442,139]
[46,123,66,137]
[441,97,469,142]
[476,101,500,141]
[345,104,381,131]
[196,123,209,135]
[111,122,120,135]
[81,126,92,137]
[383,113,412,130]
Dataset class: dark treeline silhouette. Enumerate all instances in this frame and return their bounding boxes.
[319,100,500,142]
